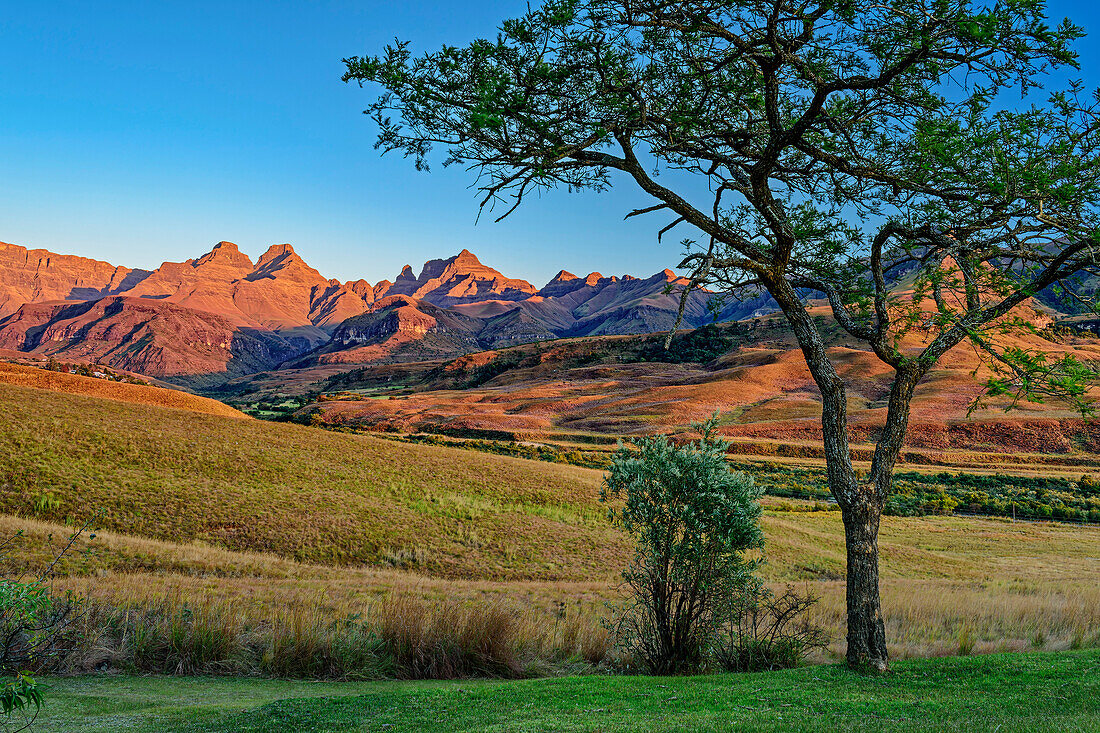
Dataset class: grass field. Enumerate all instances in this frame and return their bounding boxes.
[8,498,1097,662]
[1,378,1098,662]
[31,649,1100,732]
[0,381,624,578]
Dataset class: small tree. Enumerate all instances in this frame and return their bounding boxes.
[601,419,762,674]
[344,0,1100,670]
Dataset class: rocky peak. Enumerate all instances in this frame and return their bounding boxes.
[248,243,325,286]
[194,241,253,271]
[538,269,589,298]
[256,243,297,268]
[547,270,578,285]
[395,265,416,282]
[453,249,481,266]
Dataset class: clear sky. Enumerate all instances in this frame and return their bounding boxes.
[2,1,1097,287]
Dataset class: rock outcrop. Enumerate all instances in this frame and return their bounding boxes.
[0,296,306,386]
[0,241,151,316]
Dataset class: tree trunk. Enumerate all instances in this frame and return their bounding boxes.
[766,280,904,672]
[841,501,889,670]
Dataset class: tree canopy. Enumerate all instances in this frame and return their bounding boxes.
[345,0,1100,670]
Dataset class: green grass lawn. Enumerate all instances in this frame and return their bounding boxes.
[35,649,1100,732]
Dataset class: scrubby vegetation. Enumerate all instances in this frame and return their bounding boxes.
[747,463,1100,524]
[602,423,765,673]
[628,323,743,364]
[715,582,830,672]
[63,593,608,681]
[41,360,147,386]
[0,525,89,732]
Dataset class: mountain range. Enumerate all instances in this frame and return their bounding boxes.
[0,239,771,386]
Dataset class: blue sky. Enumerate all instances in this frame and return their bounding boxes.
[1,1,1097,286]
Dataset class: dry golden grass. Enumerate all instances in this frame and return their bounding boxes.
[0,362,244,418]
[3,370,1097,664]
[10,508,1097,662]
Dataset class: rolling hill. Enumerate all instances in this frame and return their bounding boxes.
[0,377,625,579]
[0,373,1095,668]
[0,361,244,418]
[288,304,1100,462]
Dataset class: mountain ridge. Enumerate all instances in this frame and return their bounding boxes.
[0,238,755,385]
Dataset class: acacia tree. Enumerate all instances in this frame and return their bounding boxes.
[344,0,1100,670]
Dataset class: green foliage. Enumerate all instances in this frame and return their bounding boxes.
[601,416,763,674]
[631,324,738,364]
[733,460,1100,524]
[972,350,1099,417]
[0,525,90,732]
[0,673,42,732]
[713,581,829,673]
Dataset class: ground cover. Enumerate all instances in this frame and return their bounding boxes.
[31,649,1100,732]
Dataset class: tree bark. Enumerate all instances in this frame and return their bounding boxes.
[841,501,889,670]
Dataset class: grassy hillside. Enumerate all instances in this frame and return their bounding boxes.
[0,362,244,418]
[2,378,1097,662]
[34,649,1100,732]
[4,379,1099,583]
[0,380,624,579]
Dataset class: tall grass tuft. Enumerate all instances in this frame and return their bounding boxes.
[62,591,609,680]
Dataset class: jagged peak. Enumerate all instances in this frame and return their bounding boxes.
[194,241,253,269]
[548,270,578,284]
[661,268,677,281]
[583,272,604,286]
[396,265,416,281]
[452,248,481,265]
[256,243,297,268]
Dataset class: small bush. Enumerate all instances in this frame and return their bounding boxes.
[602,416,763,674]
[0,526,89,731]
[713,583,829,672]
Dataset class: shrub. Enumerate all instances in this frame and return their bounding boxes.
[713,582,829,672]
[0,526,89,731]
[633,324,739,364]
[602,416,763,674]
